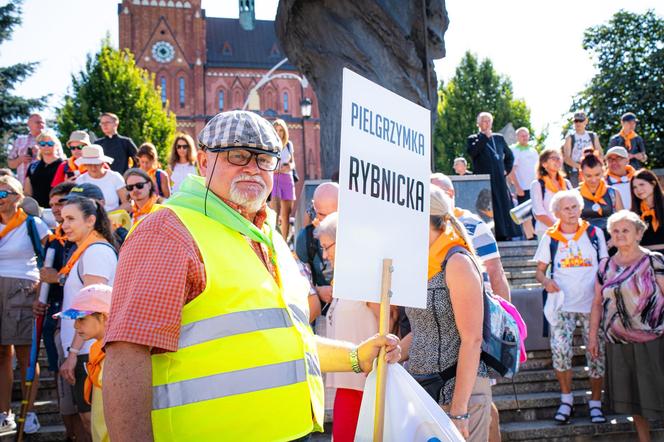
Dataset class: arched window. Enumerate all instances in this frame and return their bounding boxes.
[160,76,167,104]
[218,91,225,111]
[283,91,289,113]
[179,77,185,108]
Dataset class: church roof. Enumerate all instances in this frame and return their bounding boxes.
[205,17,296,70]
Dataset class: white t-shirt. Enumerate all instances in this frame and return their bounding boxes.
[0,217,50,281]
[534,228,608,313]
[530,178,572,237]
[171,163,197,193]
[570,131,593,164]
[61,243,117,357]
[75,171,125,211]
[510,145,539,190]
[325,298,378,391]
[606,177,631,209]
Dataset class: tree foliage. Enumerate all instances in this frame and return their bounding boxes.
[0,0,47,166]
[56,40,176,164]
[572,10,664,166]
[434,52,532,173]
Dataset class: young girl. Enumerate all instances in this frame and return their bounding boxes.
[137,143,171,198]
[530,148,572,238]
[167,133,198,192]
[55,284,112,442]
[271,119,296,240]
[631,168,664,251]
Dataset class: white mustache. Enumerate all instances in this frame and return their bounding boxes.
[231,174,266,187]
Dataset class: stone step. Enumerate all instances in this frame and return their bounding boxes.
[501,258,538,267]
[495,389,597,416]
[12,377,58,402]
[0,425,67,441]
[520,347,587,372]
[493,367,590,396]
[7,400,61,427]
[505,270,537,280]
[501,415,664,441]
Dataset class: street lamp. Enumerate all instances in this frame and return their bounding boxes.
[300,98,312,119]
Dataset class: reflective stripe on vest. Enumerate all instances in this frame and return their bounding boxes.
[153,359,306,410]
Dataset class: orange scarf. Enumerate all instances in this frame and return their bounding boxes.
[84,340,105,405]
[619,128,637,149]
[67,157,87,175]
[640,200,659,232]
[607,165,635,184]
[579,180,608,215]
[546,219,590,246]
[0,208,28,239]
[428,225,470,280]
[542,174,566,194]
[58,231,106,277]
[48,224,67,246]
[131,195,158,223]
[453,207,465,219]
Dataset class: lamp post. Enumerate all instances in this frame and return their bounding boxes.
[300,97,312,179]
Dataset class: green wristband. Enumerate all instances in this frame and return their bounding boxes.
[349,347,362,373]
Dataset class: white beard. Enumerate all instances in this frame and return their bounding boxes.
[229,174,269,213]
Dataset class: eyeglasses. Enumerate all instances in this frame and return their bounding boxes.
[0,190,18,199]
[69,145,85,151]
[223,148,280,171]
[125,181,150,191]
[321,242,336,252]
[38,141,55,147]
[176,144,189,150]
[573,119,585,123]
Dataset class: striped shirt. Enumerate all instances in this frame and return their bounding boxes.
[456,208,500,263]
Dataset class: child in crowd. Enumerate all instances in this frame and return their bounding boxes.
[54,284,112,442]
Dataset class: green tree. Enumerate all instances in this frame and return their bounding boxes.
[434,52,532,173]
[0,0,47,166]
[57,40,176,163]
[571,10,664,166]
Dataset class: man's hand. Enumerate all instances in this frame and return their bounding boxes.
[357,334,400,373]
[22,154,33,165]
[316,285,333,304]
[543,277,561,293]
[60,353,77,385]
[32,300,48,317]
[40,267,60,284]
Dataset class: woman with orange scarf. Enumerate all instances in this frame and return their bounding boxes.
[57,196,117,437]
[137,143,171,199]
[578,152,623,233]
[631,169,664,251]
[400,186,490,441]
[123,168,161,226]
[530,148,573,238]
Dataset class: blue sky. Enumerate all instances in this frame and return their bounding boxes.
[2,0,663,147]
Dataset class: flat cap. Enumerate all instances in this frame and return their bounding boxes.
[198,110,282,154]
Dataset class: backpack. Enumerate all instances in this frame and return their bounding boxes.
[440,246,521,379]
[76,242,118,284]
[569,131,596,151]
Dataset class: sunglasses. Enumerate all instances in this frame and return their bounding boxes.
[573,119,585,123]
[38,141,55,147]
[176,144,189,149]
[0,190,18,199]
[125,181,150,191]
[69,145,85,151]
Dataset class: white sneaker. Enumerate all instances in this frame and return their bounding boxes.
[0,411,16,434]
[23,412,40,434]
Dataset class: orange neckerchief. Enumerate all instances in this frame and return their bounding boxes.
[546,219,590,246]
[542,174,566,194]
[48,224,67,246]
[619,128,637,149]
[131,195,158,223]
[58,231,106,277]
[84,340,105,405]
[428,224,470,280]
[641,200,660,232]
[67,157,87,174]
[453,207,465,219]
[0,208,28,240]
[579,180,608,215]
[607,165,636,183]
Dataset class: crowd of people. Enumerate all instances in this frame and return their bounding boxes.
[0,106,662,442]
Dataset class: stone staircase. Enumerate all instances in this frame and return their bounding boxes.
[500,239,540,289]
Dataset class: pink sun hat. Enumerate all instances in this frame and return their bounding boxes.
[53,284,112,320]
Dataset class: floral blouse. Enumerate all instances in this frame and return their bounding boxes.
[598,250,664,344]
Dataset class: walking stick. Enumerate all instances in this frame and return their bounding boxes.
[16,248,54,441]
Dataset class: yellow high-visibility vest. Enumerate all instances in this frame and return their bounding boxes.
[151,204,324,441]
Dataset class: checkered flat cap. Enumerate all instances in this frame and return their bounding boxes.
[198,110,282,154]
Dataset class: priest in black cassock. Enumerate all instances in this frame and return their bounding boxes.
[466,112,520,241]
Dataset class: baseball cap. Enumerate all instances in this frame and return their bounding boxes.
[53,284,112,320]
[67,130,91,147]
[198,110,282,155]
[573,111,587,121]
[621,112,638,123]
[61,183,105,202]
[605,146,629,159]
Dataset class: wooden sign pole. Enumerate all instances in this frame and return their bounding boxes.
[373,258,393,442]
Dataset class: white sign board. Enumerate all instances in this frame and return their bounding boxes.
[333,68,431,308]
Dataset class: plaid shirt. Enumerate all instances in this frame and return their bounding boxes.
[104,201,275,353]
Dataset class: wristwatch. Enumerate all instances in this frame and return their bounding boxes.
[58,274,67,286]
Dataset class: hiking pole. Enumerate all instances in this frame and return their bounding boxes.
[16,248,54,441]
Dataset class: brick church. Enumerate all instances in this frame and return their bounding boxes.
[117,0,322,180]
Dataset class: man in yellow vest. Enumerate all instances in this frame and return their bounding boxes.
[102,111,400,441]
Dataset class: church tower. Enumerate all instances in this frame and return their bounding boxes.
[118,0,206,126]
